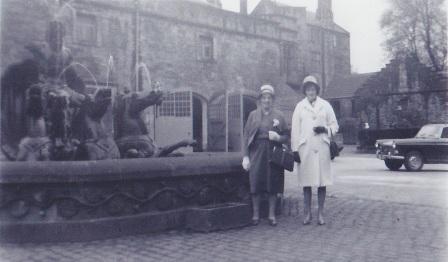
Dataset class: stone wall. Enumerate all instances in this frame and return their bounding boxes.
[251,0,351,92]
[1,0,352,151]
[1,0,301,112]
[355,58,448,130]
[1,0,52,72]
[137,13,284,101]
[0,0,134,88]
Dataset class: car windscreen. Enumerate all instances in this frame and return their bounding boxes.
[415,125,442,138]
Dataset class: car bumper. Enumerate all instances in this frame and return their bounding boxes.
[376,151,405,160]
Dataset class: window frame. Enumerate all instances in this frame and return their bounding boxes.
[441,127,448,139]
[76,13,98,46]
[199,35,214,61]
[158,91,192,117]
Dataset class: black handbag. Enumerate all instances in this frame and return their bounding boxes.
[270,145,295,171]
[330,131,339,160]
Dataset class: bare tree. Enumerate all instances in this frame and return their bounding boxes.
[381,0,447,71]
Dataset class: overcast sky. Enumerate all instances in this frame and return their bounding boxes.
[221,0,389,74]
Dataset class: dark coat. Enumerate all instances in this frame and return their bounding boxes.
[243,108,289,156]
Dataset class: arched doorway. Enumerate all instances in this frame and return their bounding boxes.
[243,96,257,125]
[154,89,193,154]
[207,92,257,152]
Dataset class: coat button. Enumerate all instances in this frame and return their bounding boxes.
[314,149,318,153]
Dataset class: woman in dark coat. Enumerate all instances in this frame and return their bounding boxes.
[242,85,289,226]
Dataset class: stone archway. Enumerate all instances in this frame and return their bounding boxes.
[207,91,257,152]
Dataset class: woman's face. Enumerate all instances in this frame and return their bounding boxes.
[305,85,318,101]
[260,93,273,111]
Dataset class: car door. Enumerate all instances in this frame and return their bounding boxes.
[438,127,448,163]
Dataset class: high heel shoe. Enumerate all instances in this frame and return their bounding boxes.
[317,214,325,225]
[303,213,312,225]
[251,218,260,226]
[268,218,277,226]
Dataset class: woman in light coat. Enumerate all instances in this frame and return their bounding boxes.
[291,75,339,225]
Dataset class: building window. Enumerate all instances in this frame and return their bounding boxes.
[108,18,122,48]
[397,97,409,112]
[199,35,214,61]
[335,35,349,50]
[311,52,321,71]
[281,42,299,77]
[309,27,320,43]
[76,14,97,45]
[159,91,191,117]
[281,43,292,75]
[159,93,175,117]
[334,56,345,74]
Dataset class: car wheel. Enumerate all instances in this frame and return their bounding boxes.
[404,151,424,171]
[384,159,403,171]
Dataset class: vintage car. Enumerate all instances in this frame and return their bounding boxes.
[375,124,448,171]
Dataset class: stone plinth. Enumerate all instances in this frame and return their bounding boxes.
[0,154,251,243]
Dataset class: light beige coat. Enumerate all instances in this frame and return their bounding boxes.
[291,97,339,187]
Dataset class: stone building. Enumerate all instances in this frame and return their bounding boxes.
[354,57,448,130]
[324,73,377,144]
[323,57,448,144]
[1,0,351,152]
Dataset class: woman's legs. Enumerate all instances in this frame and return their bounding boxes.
[251,194,260,222]
[317,186,326,225]
[303,187,312,225]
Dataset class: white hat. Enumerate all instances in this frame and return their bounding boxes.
[260,84,275,96]
[302,75,319,86]
[302,75,320,94]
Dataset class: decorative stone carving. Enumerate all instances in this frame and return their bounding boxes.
[56,199,79,219]
[106,194,127,216]
[0,155,252,242]
[9,200,30,219]
[155,191,175,211]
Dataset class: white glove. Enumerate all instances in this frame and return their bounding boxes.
[242,156,250,171]
[268,131,281,142]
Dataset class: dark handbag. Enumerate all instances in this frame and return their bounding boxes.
[270,145,295,171]
[330,131,339,160]
[293,151,301,163]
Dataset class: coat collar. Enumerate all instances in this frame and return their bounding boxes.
[254,107,280,119]
[248,107,280,134]
[302,96,324,113]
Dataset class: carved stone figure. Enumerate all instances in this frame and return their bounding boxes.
[16,85,51,161]
[72,88,120,160]
[114,90,196,158]
[1,21,86,160]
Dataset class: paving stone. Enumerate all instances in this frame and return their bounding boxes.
[1,195,446,262]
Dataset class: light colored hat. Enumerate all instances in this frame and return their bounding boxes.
[302,75,320,94]
[302,75,319,86]
[260,84,275,96]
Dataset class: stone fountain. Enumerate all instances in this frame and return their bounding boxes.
[0,19,252,243]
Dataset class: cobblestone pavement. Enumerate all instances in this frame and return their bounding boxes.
[1,152,447,262]
[1,195,446,262]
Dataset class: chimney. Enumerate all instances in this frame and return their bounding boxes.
[240,0,248,15]
[316,0,333,22]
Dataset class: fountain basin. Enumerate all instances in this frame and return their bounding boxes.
[0,153,251,243]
